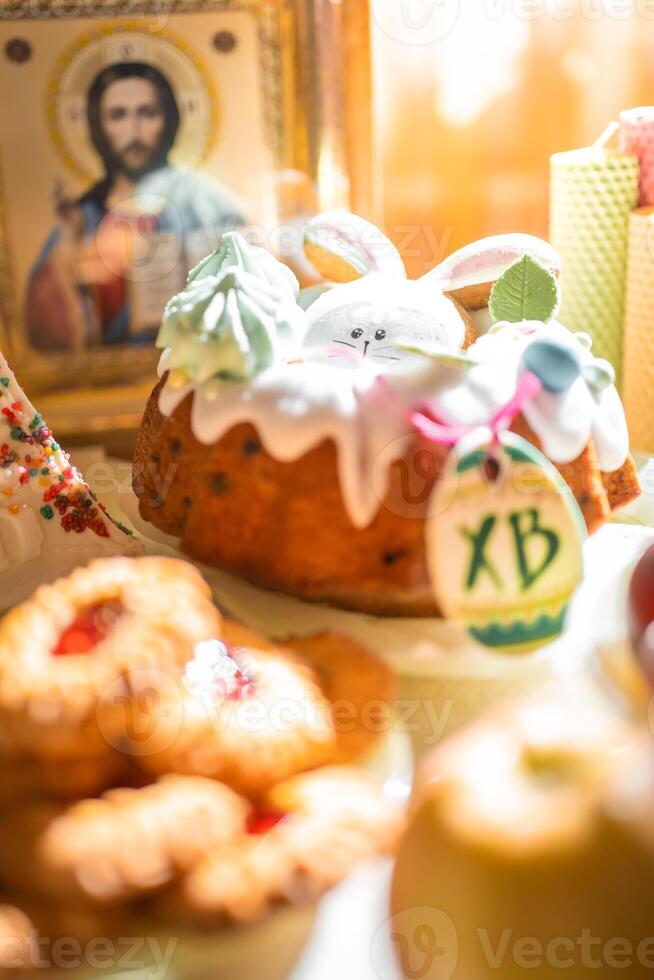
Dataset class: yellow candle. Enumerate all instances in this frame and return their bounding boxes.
[623,206,654,452]
[550,146,638,386]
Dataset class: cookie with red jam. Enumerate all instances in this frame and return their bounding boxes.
[0,557,222,763]
[158,765,405,926]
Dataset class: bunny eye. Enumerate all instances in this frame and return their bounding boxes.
[374,329,386,341]
[351,328,363,339]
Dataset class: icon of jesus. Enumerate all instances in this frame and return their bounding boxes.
[26,61,244,350]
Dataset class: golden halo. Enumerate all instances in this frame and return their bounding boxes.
[46,20,219,184]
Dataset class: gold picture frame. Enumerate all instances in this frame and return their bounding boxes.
[0,0,294,435]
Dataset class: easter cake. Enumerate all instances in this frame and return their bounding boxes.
[133,219,640,621]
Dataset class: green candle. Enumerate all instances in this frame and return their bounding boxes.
[549,146,638,386]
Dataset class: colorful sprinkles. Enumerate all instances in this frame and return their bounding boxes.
[0,371,112,538]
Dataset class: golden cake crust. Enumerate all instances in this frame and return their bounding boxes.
[134,378,640,617]
[445,281,492,311]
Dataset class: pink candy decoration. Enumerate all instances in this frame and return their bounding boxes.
[619,108,654,206]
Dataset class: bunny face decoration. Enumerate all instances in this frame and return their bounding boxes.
[302,275,467,370]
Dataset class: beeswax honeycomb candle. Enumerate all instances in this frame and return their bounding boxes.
[623,206,654,452]
[550,146,638,385]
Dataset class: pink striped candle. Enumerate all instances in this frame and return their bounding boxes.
[619,107,654,206]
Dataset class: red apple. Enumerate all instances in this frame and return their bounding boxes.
[628,545,654,688]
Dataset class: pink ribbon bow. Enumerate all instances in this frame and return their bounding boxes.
[411,371,543,447]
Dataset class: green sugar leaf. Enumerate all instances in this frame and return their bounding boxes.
[488,255,560,324]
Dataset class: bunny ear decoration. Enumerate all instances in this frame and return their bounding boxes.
[304,211,407,284]
[422,233,561,311]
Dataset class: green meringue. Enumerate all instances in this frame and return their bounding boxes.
[187,231,299,297]
[157,266,304,383]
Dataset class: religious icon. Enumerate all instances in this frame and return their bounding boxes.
[28,52,244,350]
[0,6,282,398]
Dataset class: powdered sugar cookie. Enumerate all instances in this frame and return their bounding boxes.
[127,620,336,798]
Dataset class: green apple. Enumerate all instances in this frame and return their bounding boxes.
[391,695,654,979]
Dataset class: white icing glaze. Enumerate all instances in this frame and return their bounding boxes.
[465,321,629,471]
[157,320,629,529]
[303,274,466,368]
[159,358,425,529]
[590,384,630,473]
[425,233,560,294]
[0,351,140,609]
